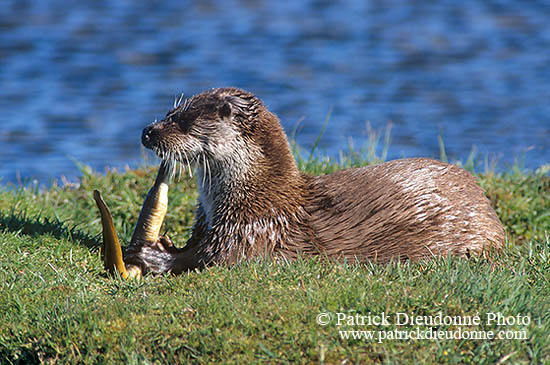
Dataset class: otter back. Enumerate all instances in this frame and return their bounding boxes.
[305,158,505,262]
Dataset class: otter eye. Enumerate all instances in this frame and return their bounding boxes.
[177,115,193,133]
[175,113,196,133]
[218,102,232,119]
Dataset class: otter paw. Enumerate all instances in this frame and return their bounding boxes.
[124,237,180,274]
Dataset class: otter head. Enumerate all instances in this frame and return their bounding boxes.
[141,88,299,194]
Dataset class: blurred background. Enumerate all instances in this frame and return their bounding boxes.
[1,0,548,185]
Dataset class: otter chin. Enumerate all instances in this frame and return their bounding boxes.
[123,87,505,275]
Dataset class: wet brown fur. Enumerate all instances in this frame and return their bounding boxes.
[127,87,505,274]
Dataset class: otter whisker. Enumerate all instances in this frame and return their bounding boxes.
[182,97,192,112]
[206,157,212,195]
[177,93,185,108]
[177,151,183,181]
[154,147,164,163]
[201,155,207,188]
[170,152,178,179]
[168,159,174,179]
[183,151,193,178]
[164,159,171,179]
[163,151,176,180]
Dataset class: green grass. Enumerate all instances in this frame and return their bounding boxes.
[0,146,549,363]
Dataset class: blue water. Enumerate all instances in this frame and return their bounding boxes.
[1,0,549,185]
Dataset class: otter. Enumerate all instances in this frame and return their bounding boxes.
[119,87,505,275]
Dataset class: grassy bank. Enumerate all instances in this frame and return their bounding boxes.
[0,154,549,363]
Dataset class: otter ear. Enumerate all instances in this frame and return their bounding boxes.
[221,95,249,117]
[218,102,232,119]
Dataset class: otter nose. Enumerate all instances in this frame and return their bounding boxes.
[142,124,155,149]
